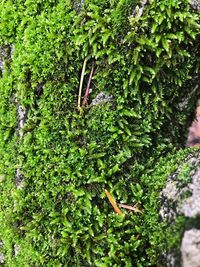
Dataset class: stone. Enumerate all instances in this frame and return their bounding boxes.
[0,241,4,264]
[160,151,200,267]
[17,105,27,138]
[91,92,113,106]
[181,229,200,267]
[190,0,200,10]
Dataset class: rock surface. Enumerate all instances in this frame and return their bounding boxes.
[91,92,113,106]
[0,241,3,264]
[190,0,200,10]
[160,150,200,267]
[181,229,200,267]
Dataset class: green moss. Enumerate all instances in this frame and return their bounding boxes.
[0,0,200,266]
[140,148,192,266]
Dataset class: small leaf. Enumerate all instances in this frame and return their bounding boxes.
[161,38,169,52]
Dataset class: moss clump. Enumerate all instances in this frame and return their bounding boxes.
[0,0,200,266]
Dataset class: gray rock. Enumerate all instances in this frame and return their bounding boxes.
[181,168,200,217]
[14,244,20,257]
[0,253,4,264]
[73,0,84,11]
[190,0,200,10]
[15,169,24,189]
[17,105,27,138]
[0,47,7,73]
[160,153,200,220]
[181,229,200,267]
[91,92,113,106]
[0,241,4,264]
[160,151,200,267]
[134,0,148,19]
[15,104,27,188]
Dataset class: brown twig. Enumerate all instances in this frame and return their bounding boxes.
[105,190,124,217]
[82,63,94,107]
[118,203,142,213]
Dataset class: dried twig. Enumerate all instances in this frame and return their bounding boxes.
[105,190,124,217]
[118,203,142,213]
[82,63,94,107]
[78,58,88,112]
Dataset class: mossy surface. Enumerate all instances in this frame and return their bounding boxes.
[0,0,200,266]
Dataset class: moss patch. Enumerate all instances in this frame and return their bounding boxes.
[0,0,200,266]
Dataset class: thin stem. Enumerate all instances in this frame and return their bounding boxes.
[82,63,94,107]
[118,203,142,213]
[78,58,88,112]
